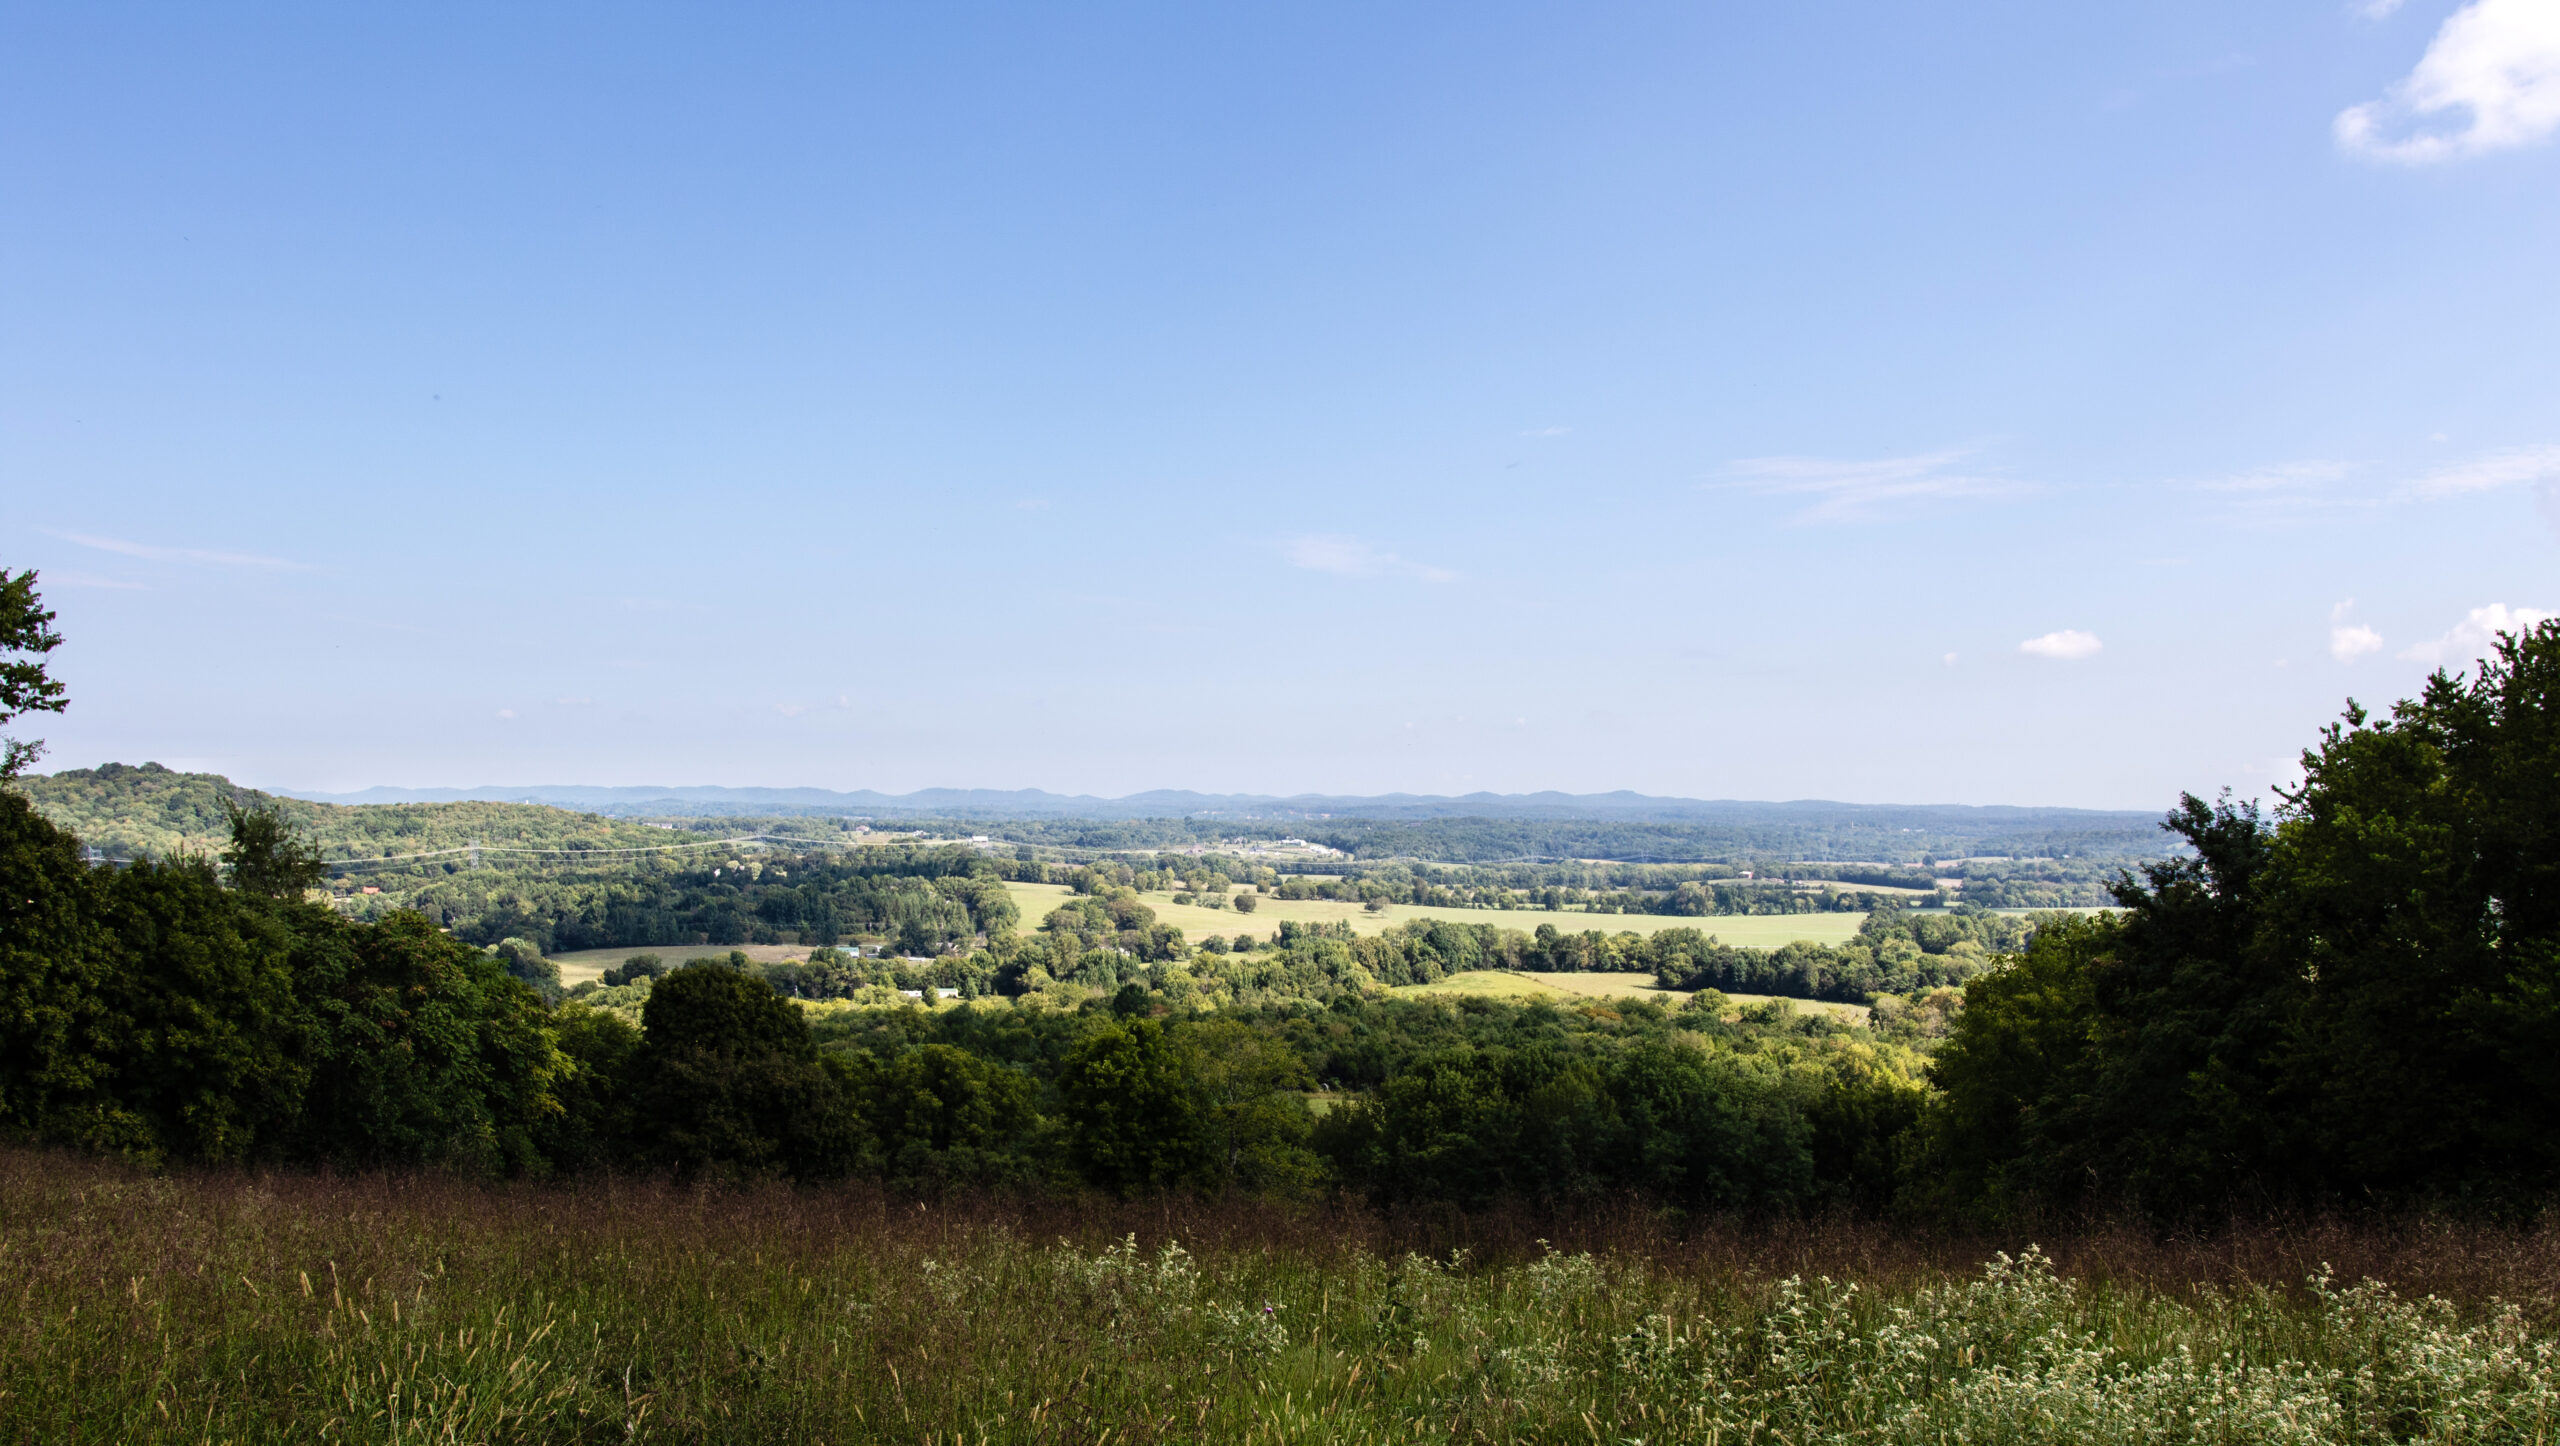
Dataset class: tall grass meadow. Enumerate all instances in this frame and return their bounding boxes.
[6,1146,2560,1443]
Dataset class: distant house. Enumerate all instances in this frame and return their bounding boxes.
[899,989,925,999]
[360,885,382,895]
[935,987,960,999]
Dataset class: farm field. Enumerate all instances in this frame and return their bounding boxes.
[1001,881,1872,949]
[1395,969,1871,1021]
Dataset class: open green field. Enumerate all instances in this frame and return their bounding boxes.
[547,942,818,987]
[1002,881,1871,949]
[1393,969,1871,1021]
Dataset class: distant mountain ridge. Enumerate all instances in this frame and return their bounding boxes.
[280,781,2156,831]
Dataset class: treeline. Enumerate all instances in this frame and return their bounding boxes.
[1939,856,2128,909]
[1264,861,1937,915]
[390,847,1024,955]
[1285,816,2162,867]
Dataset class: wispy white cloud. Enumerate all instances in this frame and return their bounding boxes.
[51,530,312,571]
[44,569,150,591]
[2400,602,2554,664]
[2358,0,2408,19]
[2196,460,2353,491]
[1724,450,2025,523]
[1519,426,1570,438]
[2331,624,2385,661]
[2020,629,2104,661]
[2337,0,2560,163]
[2192,460,2375,525]
[1281,535,1455,582]
[2403,443,2560,497]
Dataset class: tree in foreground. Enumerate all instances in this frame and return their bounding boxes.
[0,568,66,779]
[1926,618,2560,1216]
[627,962,859,1181]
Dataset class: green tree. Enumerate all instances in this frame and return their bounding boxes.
[492,937,563,1001]
[0,568,65,779]
[2085,793,2289,1210]
[852,1043,1044,1185]
[286,910,567,1174]
[542,1003,641,1173]
[89,856,313,1164]
[1057,1018,1208,1194]
[1918,913,2116,1215]
[1923,621,2560,1214]
[629,962,858,1181]
[0,791,131,1150]
[220,799,327,900]
[1180,1020,1321,1194]
[2260,620,2560,1194]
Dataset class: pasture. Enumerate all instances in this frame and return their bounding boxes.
[1001,881,1872,949]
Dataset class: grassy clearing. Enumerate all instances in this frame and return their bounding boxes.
[7,1147,2560,1445]
[1002,881,1871,949]
[547,943,819,988]
[1515,971,1873,1021]
[1393,970,1872,1021]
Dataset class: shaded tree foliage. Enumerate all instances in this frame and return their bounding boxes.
[625,962,859,1182]
[1927,620,2560,1215]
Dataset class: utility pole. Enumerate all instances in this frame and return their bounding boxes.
[469,837,481,869]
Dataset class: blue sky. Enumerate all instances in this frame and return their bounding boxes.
[6,0,2556,808]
